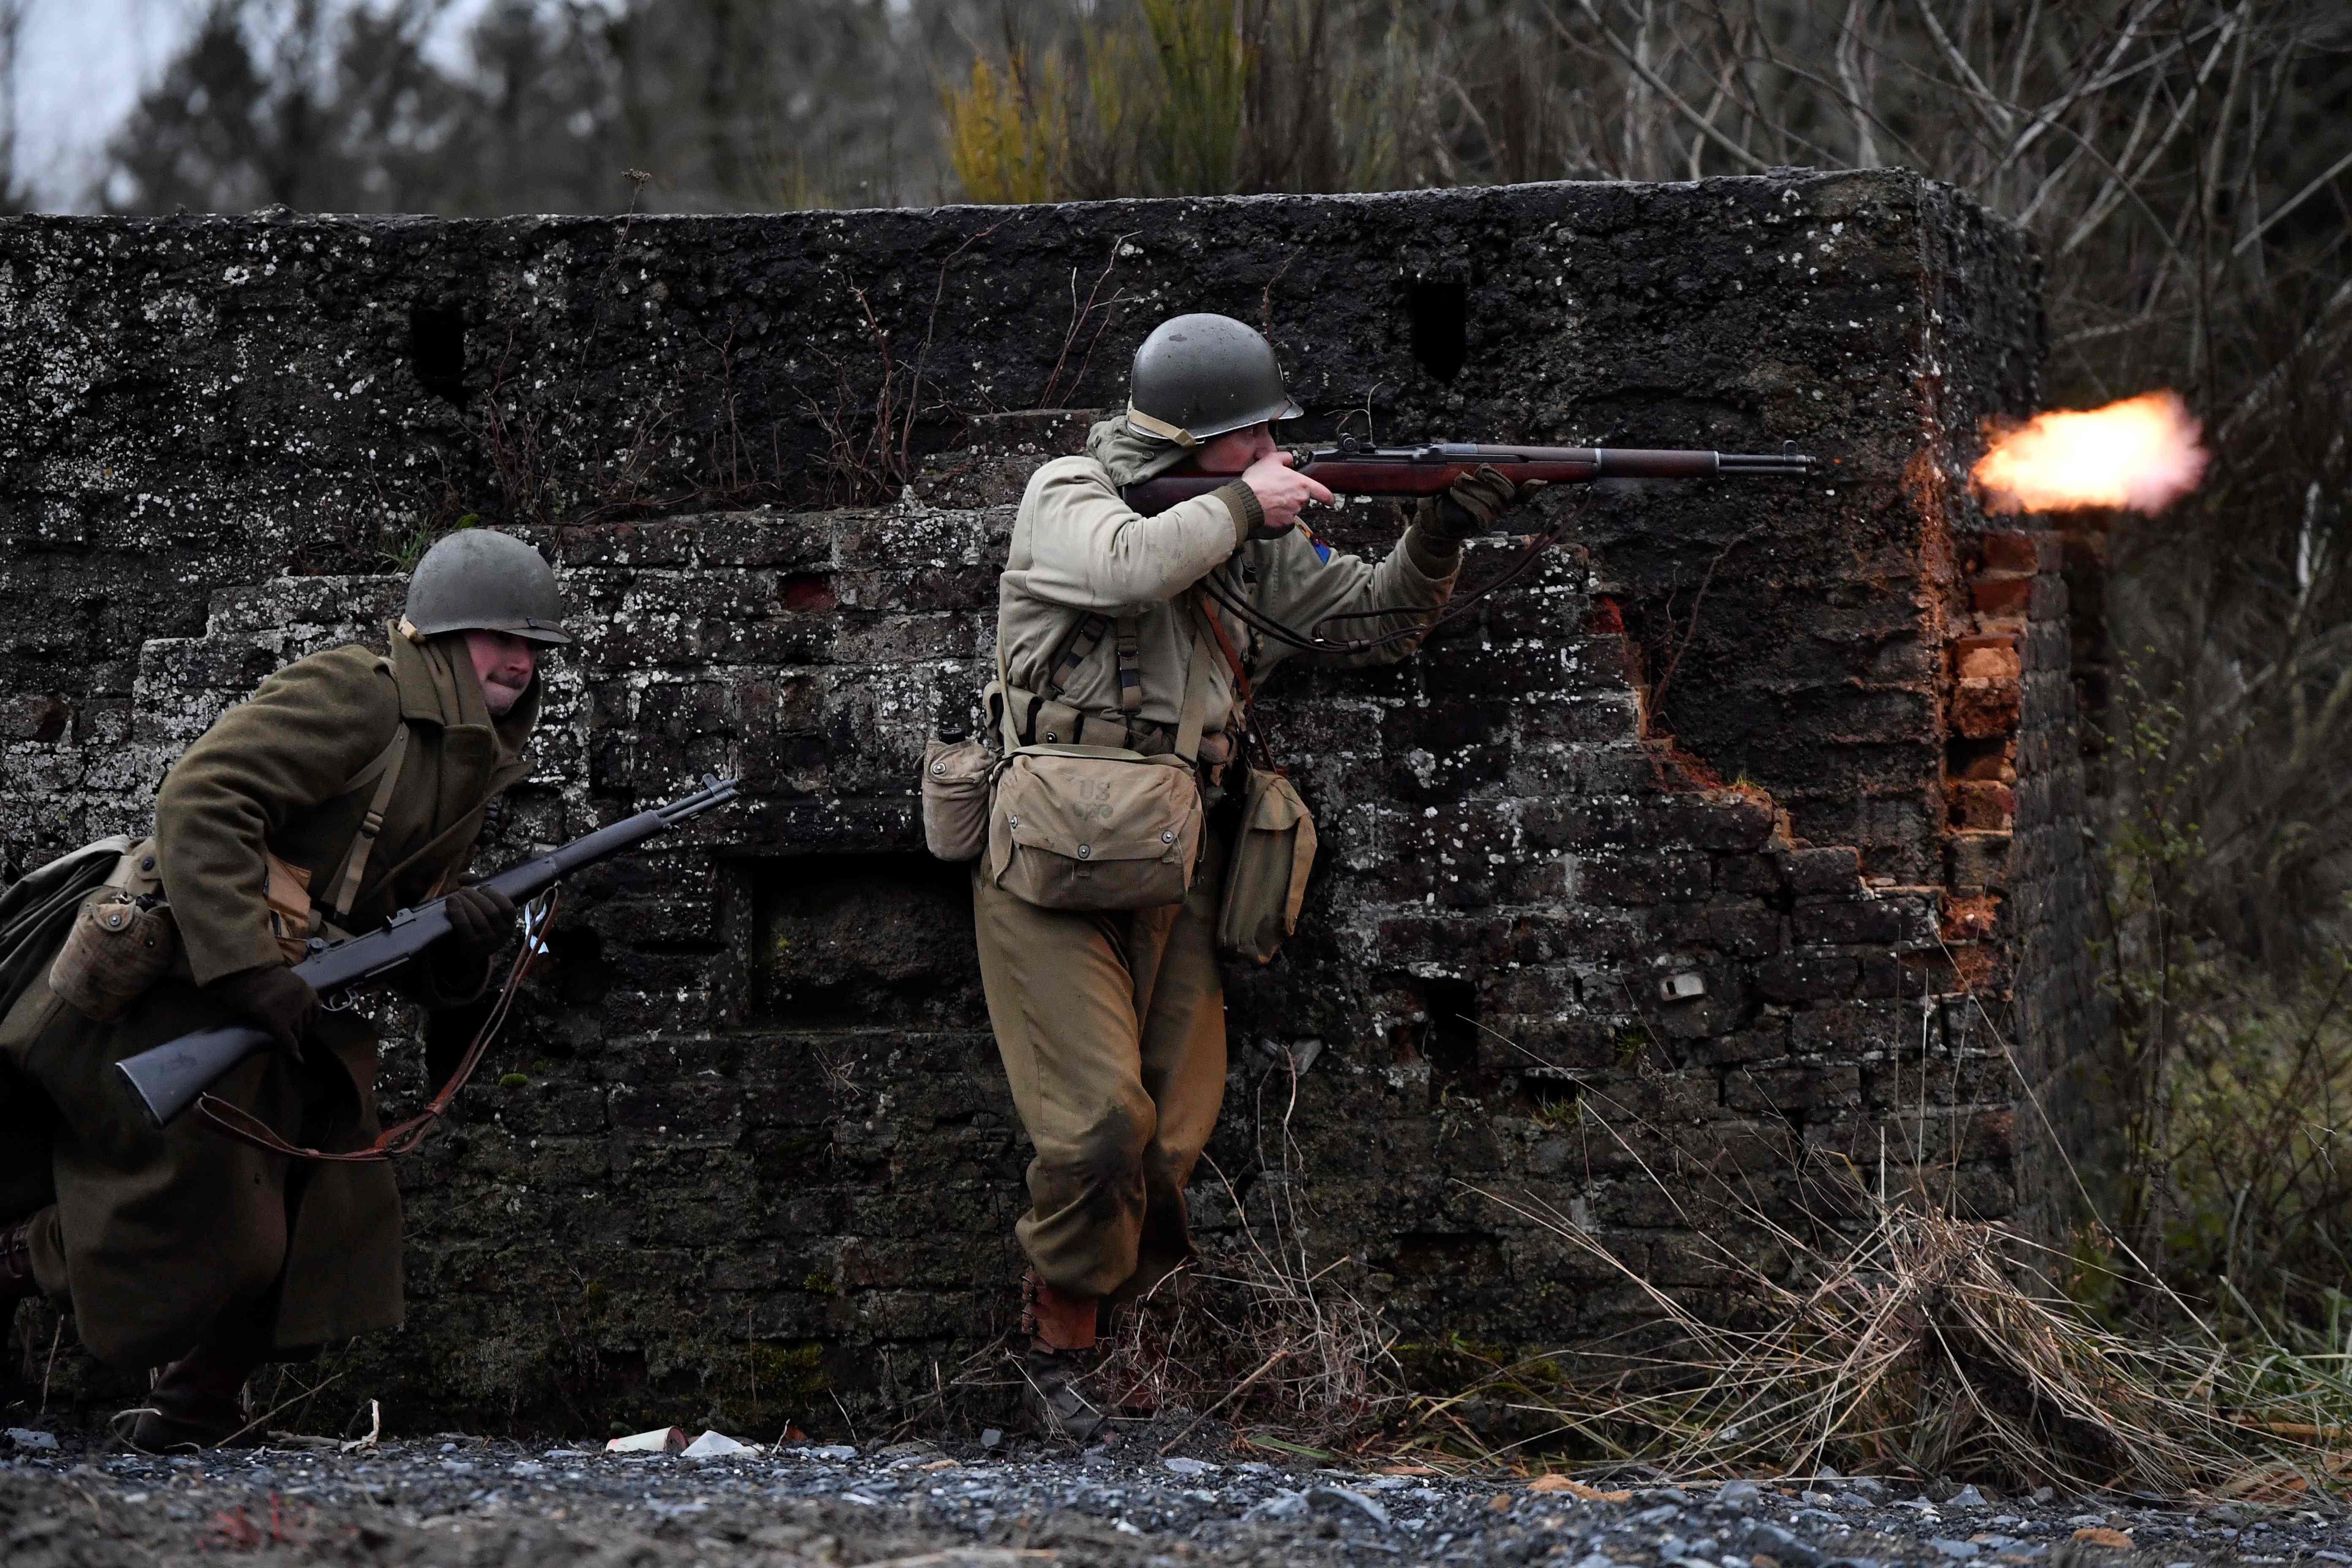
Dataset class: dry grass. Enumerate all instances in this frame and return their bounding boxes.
[910,1061,1405,1456]
[1472,1173,2239,1492]
[912,1045,2352,1494]
[1095,1165,1399,1453]
[1403,1075,2352,1499]
[1098,1064,1402,1453]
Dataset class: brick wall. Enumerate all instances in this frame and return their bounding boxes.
[0,172,2103,1434]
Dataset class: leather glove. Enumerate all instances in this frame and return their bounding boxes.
[1413,464,1546,543]
[436,886,518,964]
[207,964,320,1062]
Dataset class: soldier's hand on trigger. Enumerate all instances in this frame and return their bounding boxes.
[437,886,519,963]
[1416,464,1546,544]
[207,963,321,1063]
[1241,448,1334,535]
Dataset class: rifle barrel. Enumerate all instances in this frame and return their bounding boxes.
[1119,443,1818,516]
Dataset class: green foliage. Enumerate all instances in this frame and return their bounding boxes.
[1528,1090,1579,1129]
[941,0,1416,201]
[752,1340,828,1395]
[1123,0,1247,196]
[378,513,474,572]
[2096,655,2352,1330]
[942,52,1069,205]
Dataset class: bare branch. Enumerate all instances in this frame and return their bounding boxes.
[1543,0,1772,174]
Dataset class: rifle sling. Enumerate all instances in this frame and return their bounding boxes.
[319,724,412,932]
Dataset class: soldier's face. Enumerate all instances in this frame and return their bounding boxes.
[463,629,539,716]
[1196,422,1276,473]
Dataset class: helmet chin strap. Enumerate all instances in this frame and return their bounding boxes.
[1123,403,1199,447]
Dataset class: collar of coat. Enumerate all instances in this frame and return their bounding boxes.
[384,624,542,768]
[1085,416,1195,487]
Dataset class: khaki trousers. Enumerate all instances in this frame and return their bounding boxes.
[971,836,1228,1302]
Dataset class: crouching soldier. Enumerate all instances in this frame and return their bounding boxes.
[0,529,567,1449]
[968,314,1537,1438]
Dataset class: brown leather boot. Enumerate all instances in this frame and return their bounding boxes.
[125,1339,267,1453]
[1019,1273,1108,1443]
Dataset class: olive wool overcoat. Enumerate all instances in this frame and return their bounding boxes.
[0,627,538,1369]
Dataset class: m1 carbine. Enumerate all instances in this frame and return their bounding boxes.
[1119,438,1820,519]
[1119,438,1821,656]
[115,773,741,1130]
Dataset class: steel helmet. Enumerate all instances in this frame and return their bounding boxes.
[403,528,572,645]
[1125,313,1304,446]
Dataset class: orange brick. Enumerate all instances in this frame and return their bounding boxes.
[1953,745,2016,782]
[1953,634,2020,680]
[1948,779,2015,830]
[1971,575,2032,616]
[1951,677,2021,738]
[1981,531,2042,573]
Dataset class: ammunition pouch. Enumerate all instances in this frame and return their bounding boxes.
[1215,766,1318,964]
[264,850,337,963]
[979,596,1220,913]
[922,737,997,864]
[987,745,1204,912]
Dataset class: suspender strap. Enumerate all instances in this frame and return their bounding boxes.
[1043,612,1112,701]
[321,724,412,929]
[1174,597,1216,767]
[1196,598,1252,706]
[1113,617,1143,714]
[993,626,1024,754]
[996,599,1215,763]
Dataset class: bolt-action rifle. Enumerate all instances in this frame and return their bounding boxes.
[115,773,741,1130]
[1119,438,1819,521]
[1118,438,1821,656]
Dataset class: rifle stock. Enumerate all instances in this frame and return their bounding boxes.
[1119,440,1818,516]
[114,773,740,1130]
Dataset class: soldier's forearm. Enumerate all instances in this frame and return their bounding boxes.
[1404,523,1463,582]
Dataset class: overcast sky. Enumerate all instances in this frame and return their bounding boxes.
[13,0,492,209]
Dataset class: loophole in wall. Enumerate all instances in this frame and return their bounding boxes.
[1422,975,1483,1101]
[1405,277,1468,382]
[409,301,467,406]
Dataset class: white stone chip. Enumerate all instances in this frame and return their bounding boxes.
[604,1427,686,1454]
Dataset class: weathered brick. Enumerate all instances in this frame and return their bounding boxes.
[1778,845,1862,895]
[1754,951,1863,1002]
[1952,675,2023,738]
[1948,779,2015,829]
[1972,574,2033,617]
[1578,850,1712,906]
[1791,895,1931,946]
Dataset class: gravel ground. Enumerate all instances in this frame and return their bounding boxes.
[2,1426,2346,1566]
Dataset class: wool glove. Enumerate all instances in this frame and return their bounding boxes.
[436,886,518,964]
[1412,464,1546,544]
[207,963,320,1062]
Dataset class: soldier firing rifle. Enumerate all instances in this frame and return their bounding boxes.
[923,311,1815,1441]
